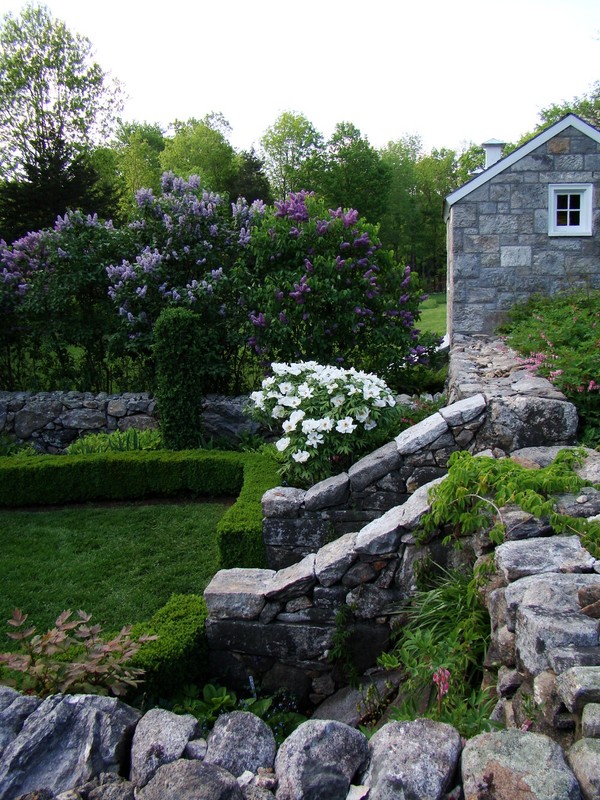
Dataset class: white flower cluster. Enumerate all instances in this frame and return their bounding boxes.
[249,361,396,466]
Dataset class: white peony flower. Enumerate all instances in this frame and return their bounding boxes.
[301,418,320,434]
[364,420,378,430]
[355,408,370,423]
[318,416,334,432]
[250,391,265,410]
[292,450,310,463]
[306,431,324,448]
[289,409,306,426]
[271,405,286,419]
[297,382,314,399]
[276,437,291,451]
[336,417,357,434]
[278,381,294,395]
[330,393,345,407]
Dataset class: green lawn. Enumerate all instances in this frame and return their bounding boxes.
[0,502,228,644]
[419,293,447,336]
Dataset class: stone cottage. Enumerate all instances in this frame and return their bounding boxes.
[444,113,600,339]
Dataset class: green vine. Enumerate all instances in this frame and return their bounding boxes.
[420,448,600,556]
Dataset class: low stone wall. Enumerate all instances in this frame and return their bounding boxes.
[5,686,600,800]
[202,335,583,706]
[262,336,578,570]
[0,391,259,453]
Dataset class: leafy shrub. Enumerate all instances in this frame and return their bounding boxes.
[0,608,156,697]
[0,433,37,457]
[0,211,135,391]
[501,290,600,447]
[66,427,162,454]
[106,173,258,392]
[238,191,432,380]
[248,361,399,486]
[423,449,600,555]
[153,307,208,449]
[172,682,306,744]
[378,568,494,738]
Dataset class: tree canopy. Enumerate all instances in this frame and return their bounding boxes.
[0,3,122,180]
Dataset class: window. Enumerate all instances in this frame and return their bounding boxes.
[548,184,593,236]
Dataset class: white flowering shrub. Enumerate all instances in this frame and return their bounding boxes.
[249,361,398,486]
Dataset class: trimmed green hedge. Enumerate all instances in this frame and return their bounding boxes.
[0,448,281,697]
[217,453,281,569]
[0,450,243,506]
[130,593,209,696]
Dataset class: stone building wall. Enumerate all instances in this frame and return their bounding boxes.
[447,123,600,336]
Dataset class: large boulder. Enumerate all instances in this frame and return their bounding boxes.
[462,729,581,800]
[129,707,199,788]
[204,711,276,778]
[137,759,243,800]
[274,719,368,800]
[361,719,461,800]
[0,694,140,800]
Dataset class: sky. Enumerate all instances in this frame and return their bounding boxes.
[0,0,598,155]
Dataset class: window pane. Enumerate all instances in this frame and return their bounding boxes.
[557,195,569,209]
[557,211,568,226]
[569,194,581,210]
[569,211,580,226]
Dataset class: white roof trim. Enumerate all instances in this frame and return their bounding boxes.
[444,114,600,221]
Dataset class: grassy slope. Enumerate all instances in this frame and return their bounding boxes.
[419,293,447,336]
[0,502,228,641]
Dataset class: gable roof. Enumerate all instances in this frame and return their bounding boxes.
[444,114,600,221]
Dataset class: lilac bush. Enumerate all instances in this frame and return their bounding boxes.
[106,174,263,350]
[0,212,128,389]
[236,191,433,382]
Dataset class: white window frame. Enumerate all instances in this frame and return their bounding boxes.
[548,183,593,236]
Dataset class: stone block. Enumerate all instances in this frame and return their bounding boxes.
[568,738,600,800]
[205,619,335,661]
[204,568,275,620]
[265,553,316,601]
[503,573,600,632]
[348,442,400,492]
[262,518,330,549]
[354,479,441,556]
[515,607,600,676]
[314,532,358,588]
[439,393,486,426]
[462,729,579,800]
[500,245,532,267]
[60,408,107,429]
[557,667,600,713]
[495,536,596,582]
[394,413,449,455]
[262,487,305,518]
[304,473,350,511]
[582,704,600,738]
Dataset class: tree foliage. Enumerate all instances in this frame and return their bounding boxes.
[0,3,122,179]
[0,3,123,241]
[317,122,391,222]
[160,116,237,194]
[260,111,323,198]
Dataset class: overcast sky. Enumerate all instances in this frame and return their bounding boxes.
[0,0,598,154]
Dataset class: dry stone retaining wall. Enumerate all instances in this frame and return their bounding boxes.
[203,336,582,702]
[0,392,259,453]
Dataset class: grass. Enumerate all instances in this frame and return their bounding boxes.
[0,501,229,645]
[419,293,447,336]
